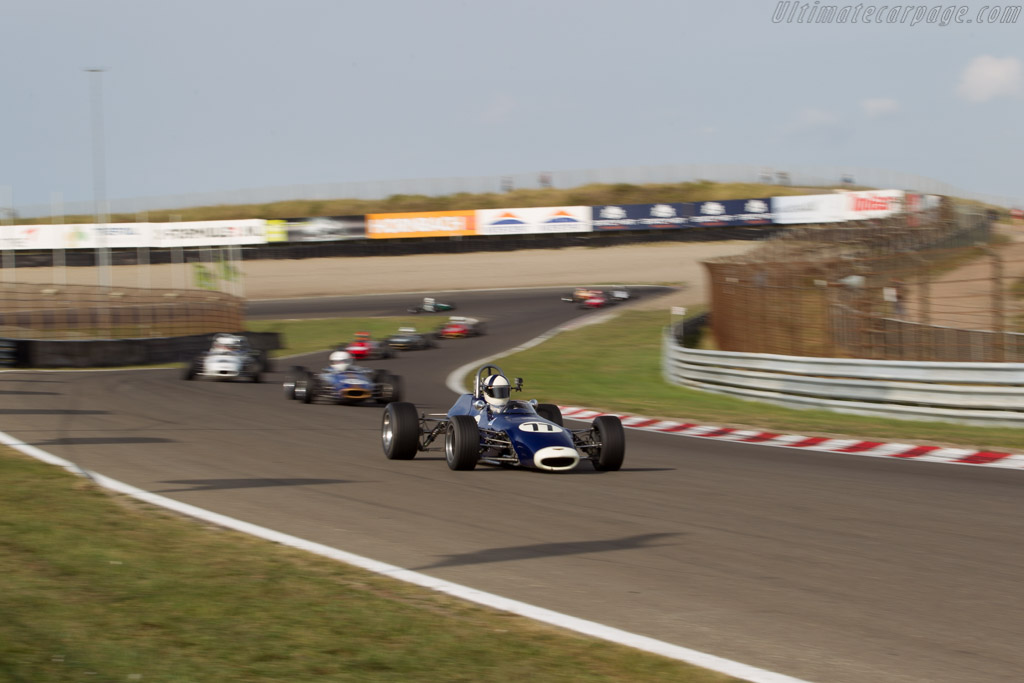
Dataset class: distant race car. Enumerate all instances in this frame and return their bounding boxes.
[607,286,633,302]
[344,331,396,360]
[408,297,457,314]
[182,333,268,383]
[381,364,625,472]
[580,291,609,309]
[562,287,602,304]
[434,316,486,339]
[284,351,402,405]
[385,326,436,351]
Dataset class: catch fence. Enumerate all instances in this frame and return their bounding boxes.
[0,282,243,340]
[703,201,1024,361]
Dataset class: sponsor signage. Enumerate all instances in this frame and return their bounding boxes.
[592,203,690,230]
[771,194,846,224]
[281,215,366,242]
[689,198,774,227]
[366,210,476,239]
[153,219,267,248]
[1,223,154,250]
[475,206,592,235]
[842,189,904,220]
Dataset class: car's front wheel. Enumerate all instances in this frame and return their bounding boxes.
[445,415,479,471]
[377,374,402,404]
[182,356,200,380]
[295,372,317,404]
[283,366,304,399]
[382,402,420,460]
[591,415,625,471]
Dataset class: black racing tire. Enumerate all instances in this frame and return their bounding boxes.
[258,350,272,374]
[283,366,304,399]
[377,374,403,404]
[535,403,564,427]
[182,356,200,381]
[445,415,480,471]
[297,372,317,404]
[382,401,420,460]
[592,416,625,471]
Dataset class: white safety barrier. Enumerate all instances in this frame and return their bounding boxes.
[662,330,1024,427]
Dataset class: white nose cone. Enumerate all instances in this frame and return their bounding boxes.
[533,446,580,472]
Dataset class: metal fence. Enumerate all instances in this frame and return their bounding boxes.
[0,282,244,340]
[702,200,1024,361]
[10,163,1023,219]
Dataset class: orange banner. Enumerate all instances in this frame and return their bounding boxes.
[366,210,476,239]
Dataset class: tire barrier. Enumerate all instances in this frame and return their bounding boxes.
[10,331,281,369]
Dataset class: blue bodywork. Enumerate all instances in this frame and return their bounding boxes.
[318,367,377,402]
[438,364,584,471]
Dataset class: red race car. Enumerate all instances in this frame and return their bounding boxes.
[581,291,608,309]
[434,316,486,339]
[344,331,396,360]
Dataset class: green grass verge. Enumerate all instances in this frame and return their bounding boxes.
[489,309,1024,453]
[256,311,1024,451]
[0,450,738,683]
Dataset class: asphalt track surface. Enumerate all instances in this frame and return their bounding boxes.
[5,287,1024,683]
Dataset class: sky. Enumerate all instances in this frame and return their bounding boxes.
[2,0,1023,214]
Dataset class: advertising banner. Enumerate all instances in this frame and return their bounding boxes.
[3,223,155,250]
[280,215,366,242]
[475,206,591,235]
[592,203,690,230]
[771,194,846,224]
[689,198,774,227]
[366,210,476,239]
[153,219,267,248]
[841,189,905,220]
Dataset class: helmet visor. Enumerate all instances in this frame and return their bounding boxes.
[487,385,510,399]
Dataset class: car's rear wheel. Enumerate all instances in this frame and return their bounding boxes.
[382,402,420,460]
[446,415,479,471]
[181,355,200,380]
[592,415,625,471]
[535,403,563,427]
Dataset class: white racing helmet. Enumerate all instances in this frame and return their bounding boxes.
[213,334,240,352]
[329,350,352,371]
[482,374,511,409]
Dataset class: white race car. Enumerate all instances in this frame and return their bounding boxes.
[182,334,268,383]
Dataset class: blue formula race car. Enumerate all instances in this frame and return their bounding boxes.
[381,364,624,472]
[285,351,402,405]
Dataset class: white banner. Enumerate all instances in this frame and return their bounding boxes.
[0,220,266,250]
[770,194,846,224]
[475,206,592,235]
[61,223,153,250]
[152,219,267,248]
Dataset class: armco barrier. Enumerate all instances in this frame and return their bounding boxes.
[12,331,282,369]
[662,329,1024,427]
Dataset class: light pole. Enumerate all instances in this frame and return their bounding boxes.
[85,67,111,288]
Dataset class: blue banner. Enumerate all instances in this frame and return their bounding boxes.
[592,203,691,230]
[689,198,773,227]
